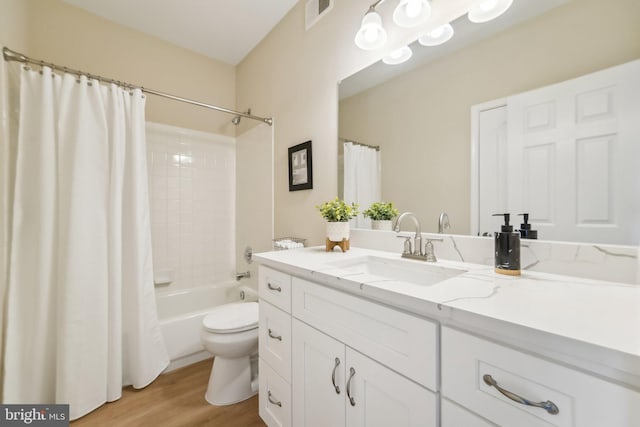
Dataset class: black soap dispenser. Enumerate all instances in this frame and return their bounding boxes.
[492,213,521,276]
[518,213,538,240]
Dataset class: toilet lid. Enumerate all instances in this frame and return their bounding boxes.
[202,302,259,333]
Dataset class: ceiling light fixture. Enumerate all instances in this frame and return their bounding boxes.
[467,0,513,23]
[382,45,413,65]
[355,5,388,50]
[393,0,431,28]
[418,23,454,46]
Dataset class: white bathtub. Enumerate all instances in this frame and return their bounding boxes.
[156,282,241,372]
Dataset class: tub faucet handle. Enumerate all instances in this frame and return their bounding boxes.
[235,271,251,281]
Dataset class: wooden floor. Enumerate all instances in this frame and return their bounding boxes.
[72,358,266,427]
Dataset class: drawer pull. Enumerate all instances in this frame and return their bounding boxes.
[483,374,559,415]
[331,357,341,394]
[267,390,282,407]
[346,367,356,406]
[268,328,282,341]
[267,282,282,292]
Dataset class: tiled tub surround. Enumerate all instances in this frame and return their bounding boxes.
[146,122,236,291]
[254,247,640,426]
[350,229,639,284]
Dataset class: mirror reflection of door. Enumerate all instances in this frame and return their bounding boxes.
[475,60,640,244]
[477,105,508,237]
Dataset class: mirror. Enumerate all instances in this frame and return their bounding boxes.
[338,0,640,245]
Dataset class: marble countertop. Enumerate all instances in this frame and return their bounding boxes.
[254,246,640,387]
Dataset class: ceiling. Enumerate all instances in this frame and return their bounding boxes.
[63,0,299,65]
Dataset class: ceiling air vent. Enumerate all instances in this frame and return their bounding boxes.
[306,0,334,31]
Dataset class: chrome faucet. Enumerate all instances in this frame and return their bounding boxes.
[235,271,251,281]
[394,212,423,260]
[438,212,450,234]
[394,212,444,262]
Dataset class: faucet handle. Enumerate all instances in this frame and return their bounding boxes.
[424,238,443,262]
[396,235,412,255]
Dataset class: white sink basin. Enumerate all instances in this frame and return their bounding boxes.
[324,255,466,286]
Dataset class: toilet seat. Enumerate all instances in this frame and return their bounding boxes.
[203,302,258,334]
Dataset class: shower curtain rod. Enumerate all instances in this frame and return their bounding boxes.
[2,47,273,126]
[339,137,380,151]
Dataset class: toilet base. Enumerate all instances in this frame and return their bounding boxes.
[205,355,257,406]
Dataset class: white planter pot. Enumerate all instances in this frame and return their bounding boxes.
[371,220,393,231]
[326,221,350,242]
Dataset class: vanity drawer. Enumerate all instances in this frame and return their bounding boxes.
[441,398,496,427]
[259,300,291,382]
[291,276,437,391]
[441,327,640,427]
[259,358,291,427]
[259,266,291,313]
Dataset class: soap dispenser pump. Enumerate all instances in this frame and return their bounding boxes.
[492,213,521,276]
[518,213,538,240]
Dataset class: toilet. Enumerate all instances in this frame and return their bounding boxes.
[200,301,259,405]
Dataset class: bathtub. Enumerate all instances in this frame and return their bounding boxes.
[156,282,245,372]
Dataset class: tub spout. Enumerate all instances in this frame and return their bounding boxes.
[235,271,251,281]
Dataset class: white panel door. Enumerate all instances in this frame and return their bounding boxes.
[345,347,437,427]
[505,60,640,244]
[478,105,508,236]
[292,319,346,427]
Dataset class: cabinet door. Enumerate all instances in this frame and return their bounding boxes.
[345,348,437,427]
[292,319,346,427]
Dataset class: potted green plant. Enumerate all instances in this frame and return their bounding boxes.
[316,197,359,243]
[363,202,399,231]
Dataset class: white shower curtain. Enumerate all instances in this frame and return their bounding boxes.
[3,66,168,419]
[343,142,381,228]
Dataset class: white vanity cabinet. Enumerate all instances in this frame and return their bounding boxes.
[441,327,640,427]
[258,266,438,427]
[255,244,640,427]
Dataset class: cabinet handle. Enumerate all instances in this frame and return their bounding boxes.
[267,282,282,292]
[268,328,282,341]
[346,367,356,406]
[331,357,341,394]
[483,374,559,415]
[267,390,282,407]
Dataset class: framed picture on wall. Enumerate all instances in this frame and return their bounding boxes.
[288,140,313,191]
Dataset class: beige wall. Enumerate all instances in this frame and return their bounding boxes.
[236,123,273,290]
[237,0,477,245]
[2,0,236,136]
[339,0,640,234]
[0,0,29,52]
